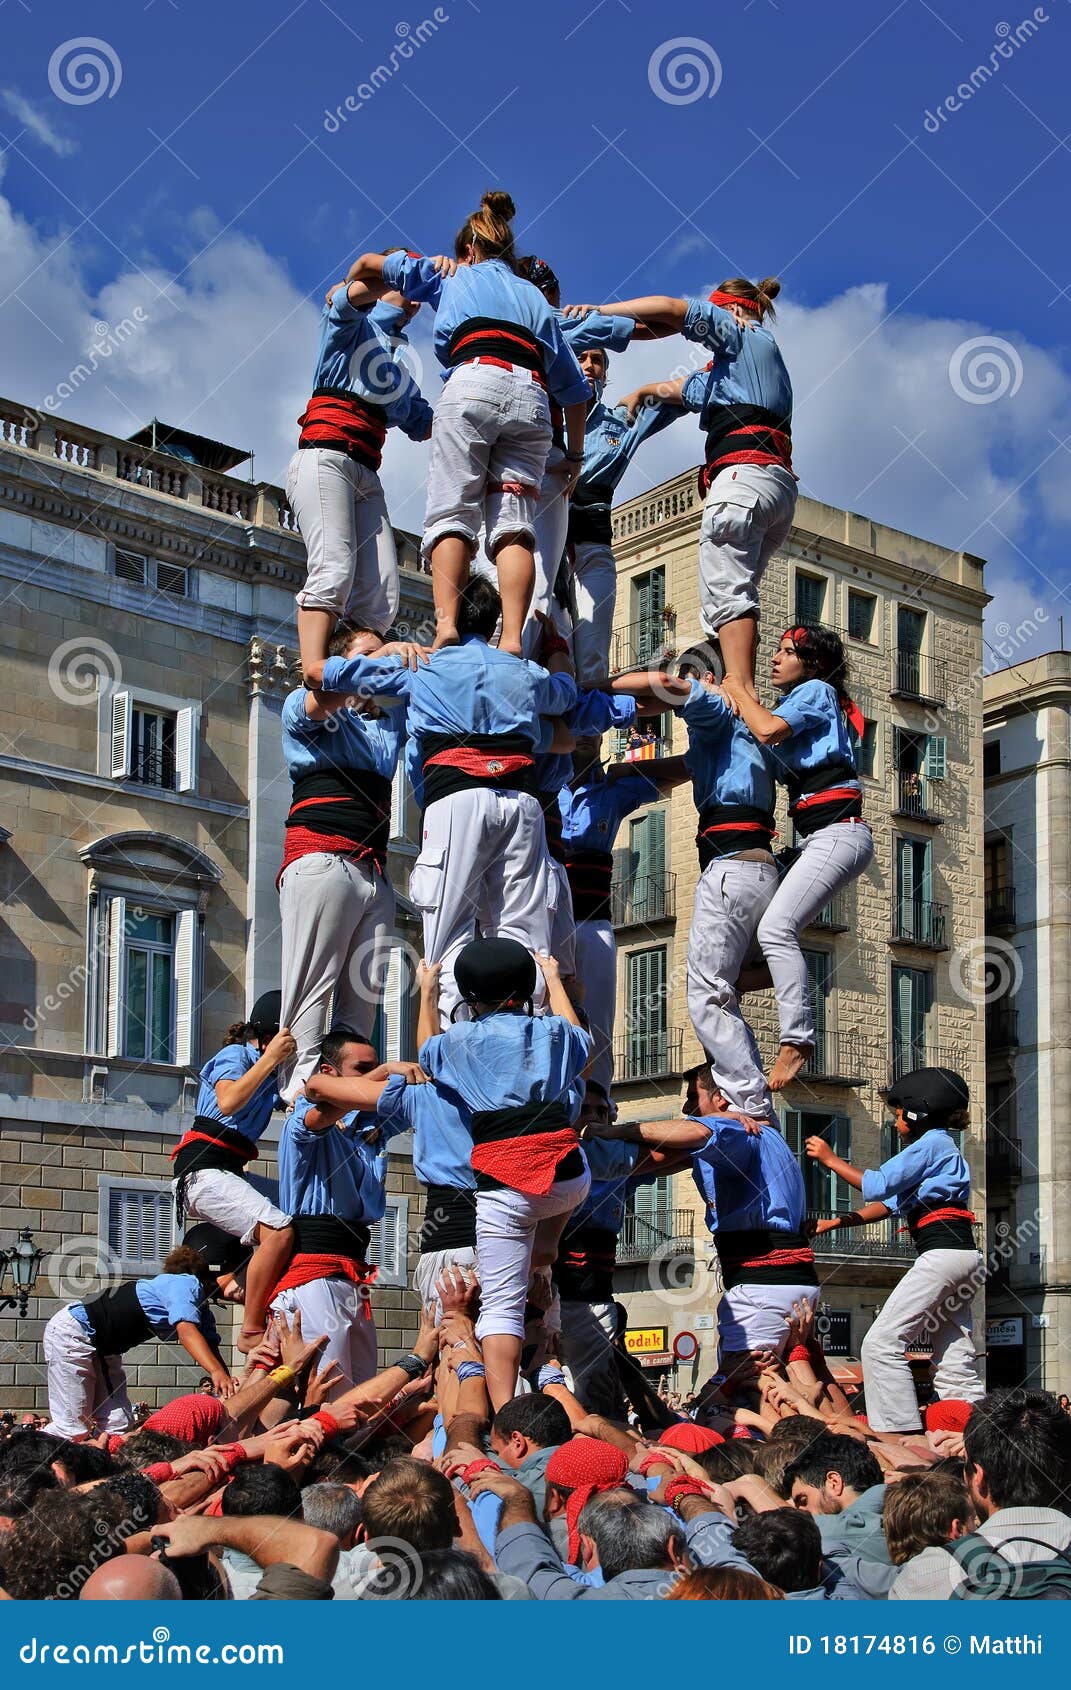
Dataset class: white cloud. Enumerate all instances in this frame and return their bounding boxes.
[1,89,76,157]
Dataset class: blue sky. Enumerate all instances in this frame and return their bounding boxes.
[3,0,1071,660]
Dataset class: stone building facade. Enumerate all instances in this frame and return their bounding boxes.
[602,470,989,1392]
[983,652,1071,1393]
[0,399,428,1411]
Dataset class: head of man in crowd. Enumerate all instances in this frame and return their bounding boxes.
[489,1392,572,1471]
[360,1457,458,1552]
[221,1464,302,1520]
[783,1432,884,1516]
[302,1482,363,1551]
[732,1507,825,1593]
[963,1387,1071,1518]
[80,1556,182,1601]
[682,1063,731,1119]
[575,1489,691,1585]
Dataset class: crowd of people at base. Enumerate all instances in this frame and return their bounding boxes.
[4,1278,1071,1601]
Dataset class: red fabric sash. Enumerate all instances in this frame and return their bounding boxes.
[912,1206,977,1232]
[732,1244,815,1271]
[271,1252,378,1318]
[472,1129,580,1197]
[424,747,534,779]
[297,391,387,468]
[277,823,384,887]
[789,785,862,816]
[169,1129,257,1166]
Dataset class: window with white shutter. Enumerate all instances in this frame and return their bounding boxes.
[106,689,200,794]
[173,908,199,1067]
[104,894,127,1056]
[174,705,199,793]
[368,1195,409,1286]
[110,691,132,779]
[100,1177,176,1274]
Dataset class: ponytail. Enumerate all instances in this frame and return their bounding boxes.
[225,1020,253,1045]
[455,189,517,268]
[783,623,864,737]
[712,275,781,320]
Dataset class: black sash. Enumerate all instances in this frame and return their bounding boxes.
[287,768,392,853]
[555,1222,618,1303]
[419,1185,478,1253]
[421,731,538,807]
[696,803,776,869]
[446,317,545,374]
[906,1204,977,1255]
[172,1117,257,1226]
[565,847,614,922]
[567,501,613,546]
[82,1280,155,1356]
[701,401,792,488]
[715,1227,818,1291]
[290,1213,371,1263]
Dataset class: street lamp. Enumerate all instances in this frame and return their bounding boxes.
[0,1229,44,1317]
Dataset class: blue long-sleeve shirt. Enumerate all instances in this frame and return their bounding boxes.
[675,680,775,815]
[860,1128,971,1216]
[374,1072,475,1191]
[559,762,658,857]
[380,254,590,406]
[278,1094,408,1223]
[420,1013,590,1124]
[193,1043,279,1145]
[769,679,859,795]
[689,1115,807,1235]
[534,689,636,798]
[679,297,793,429]
[575,396,680,507]
[309,289,432,441]
[280,688,405,782]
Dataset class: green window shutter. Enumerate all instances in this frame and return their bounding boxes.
[924,735,947,780]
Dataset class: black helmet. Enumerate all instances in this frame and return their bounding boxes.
[454,938,536,1009]
[887,1066,969,1127]
[247,990,282,1039]
[182,1222,253,1278]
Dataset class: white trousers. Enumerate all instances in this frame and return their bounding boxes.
[423,364,551,558]
[570,539,617,685]
[758,822,874,1046]
[287,447,400,634]
[698,463,797,635]
[178,1167,290,1244]
[574,918,617,1096]
[560,1298,626,1418]
[861,1248,985,1433]
[520,451,571,660]
[475,1170,590,1341]
[270,1279,379,1392]
[688,858,779,1117]
[278,852,395,1103]
[716,1281,820,1356]
[43,1306,134,1438]
[413,1245,479,1319]
[409,789,554,1024]
[548,859,576,977]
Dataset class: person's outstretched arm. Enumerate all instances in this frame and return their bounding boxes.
[535,952,580,1027]
[214,1031,295,1117]
[154,1513,338,1582]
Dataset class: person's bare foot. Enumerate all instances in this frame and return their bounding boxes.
[769,1042,812,1089]
[431,624,460,652]
[498,635,523,657]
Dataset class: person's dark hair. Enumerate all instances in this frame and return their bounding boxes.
[783,1431,883,1498]
[0,1427,65,1476]
[360,1457,456,1552]
[221,1464,302,1519]
[457,574,502,641]
[455,189,517,266]
[783,624,849,697]
[94,1472,166,1533]
[716,275,781,320]
[733,1507,823,1592]
[515,254,560,305]
[669,1565,784,1600]
[0,1464,59,1520]
[327,622,379,659]
[883,1469,975,1565]
[112,1429,189,1470]
[576,1489,681,1583]
[318,1027,373,1072]
[301,1442,377,1489]
[302,1482,363,1543]
[409,1548,501,1600]
[964,1388,1071,1512]
[492,1392,571,1450]
[225,1020,256,1044]
[2,1490,129,1599]
[766,1414,827,1444]
[46,1439,120,1485]
[695,1442,759,1483]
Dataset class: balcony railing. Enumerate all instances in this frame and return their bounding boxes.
[894,772,943,822]
[614,1027,685,1082]
[887,1045,960,1086]
[610,873,677,928]
[612,617,676,673]
[612,736,669,764]
[799,1030,864,1085]
[129,751,177,791]
[617,1207,695,1265]
[891,899,949,949]
[811,1211,914,1261]
[986,1005,1019,1050]
[807,893,848,932]
[987,1134,1022,1178]
[891,649,948,705]
[985,887,1017,929]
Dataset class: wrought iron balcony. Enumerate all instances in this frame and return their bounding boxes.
[891,899,949,949]
[798,1030,864,1085]
[894,773,943,822]
[614,1027,685,1083]
[617,1207,695,1265]
[612,617,676,673]
[807,894,849,932]
[810,1211,914,1261]
[891,649,948,706]
[610,873,676,928]
[985,887,1017,929]
[887,1045,960,1086]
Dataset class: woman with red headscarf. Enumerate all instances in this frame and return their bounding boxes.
[720,625,873,1088]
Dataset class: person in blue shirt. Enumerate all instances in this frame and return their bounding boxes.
[348,192,590,658]
[418,940,591,1411]
[719,624,874,1090]
[309,575,577,1025]
[559,729,667,1099]
[277,622,420,1106]
[171,992,296,1354]
[274,1029,418,1390]
[591,1063,818,1382]
[374,1066,479,1315]
[807,1066,983,1434]
[573,275,795,698]
[42,1245,237,1439]
[608,654,778,1122]
[288,260,433,678]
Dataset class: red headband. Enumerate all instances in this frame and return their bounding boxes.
[546,1437,630,1563]
[784,627,866,740]
[709,289,762,316]
[658,1421,724,1454]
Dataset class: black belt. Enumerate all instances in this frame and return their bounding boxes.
[567,502,613,546]
[419,1185,477,1253]
[565,847,614,922]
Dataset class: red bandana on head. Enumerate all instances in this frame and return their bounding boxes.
[786,625,866,740]
[658,1421,725,1454]
[545,1436,630,1563]
[709,289,762,316]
